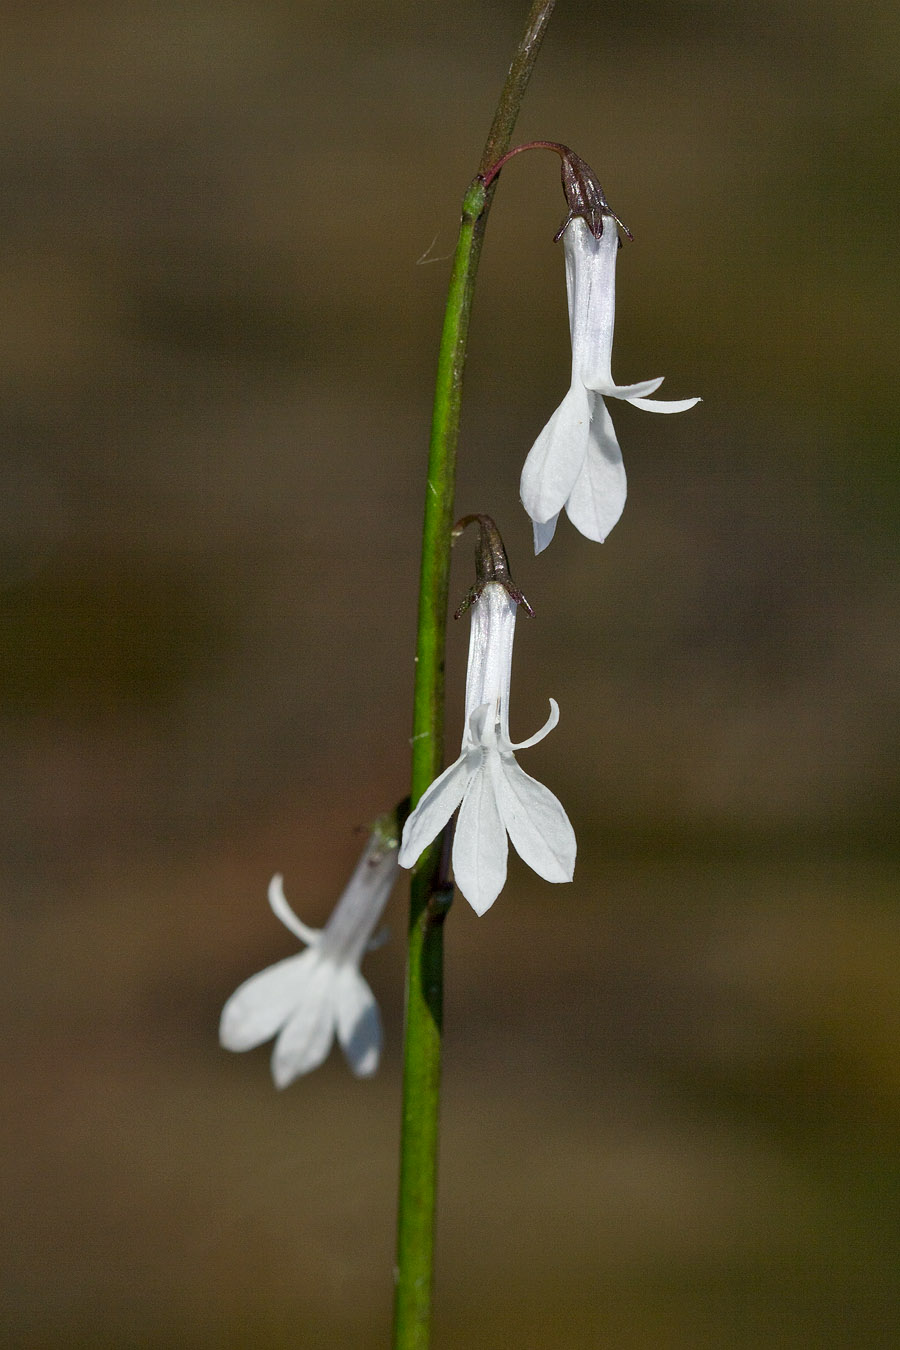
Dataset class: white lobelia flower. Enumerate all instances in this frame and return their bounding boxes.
[520,214,700,554]
[399,556,575,916]
[219,817,399,1086]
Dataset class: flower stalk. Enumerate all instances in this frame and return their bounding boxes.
[393,2,557,1346]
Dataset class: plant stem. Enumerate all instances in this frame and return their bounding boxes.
[392,3,557,1347]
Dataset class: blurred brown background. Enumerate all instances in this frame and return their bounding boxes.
[2,1,898,1345]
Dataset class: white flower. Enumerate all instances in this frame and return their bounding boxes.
[219,822,399,1086]
[399,580,575,915]
[520,215,700,553]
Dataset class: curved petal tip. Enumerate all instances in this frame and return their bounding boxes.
[626,394,701,414]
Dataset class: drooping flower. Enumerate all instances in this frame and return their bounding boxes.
[399,516,575,915]
[520,204,699,554]
[219,815,400,1086]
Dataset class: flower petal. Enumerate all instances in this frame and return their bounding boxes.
[268,874,320,947]
[601,376,665,400]
[626,394,701,413]
[520,383,592,525]
[510,697,559,752]
[452,762,508,916]
[334,966,382,1078]
[468,700,502,748]
[398,753,470,869]
[533,513,559,555]
[563,399,627,543]
[271,958,337,1087]
[219,949,317,1052]
[492,755,576,884]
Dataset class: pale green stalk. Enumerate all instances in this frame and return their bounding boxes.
[392,3,557,1346]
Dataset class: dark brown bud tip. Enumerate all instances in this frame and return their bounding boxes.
[451,514,534,620]
[555,148,633,244]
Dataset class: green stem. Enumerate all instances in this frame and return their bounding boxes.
[392,2,557,1347]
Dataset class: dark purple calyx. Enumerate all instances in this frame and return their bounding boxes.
[451,514,534,620]
[479,140,632,244]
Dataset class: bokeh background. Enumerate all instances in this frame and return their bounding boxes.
[3,1,898,1345]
